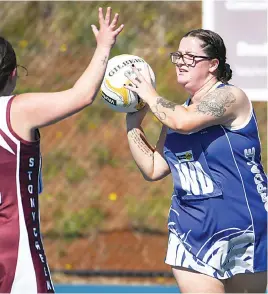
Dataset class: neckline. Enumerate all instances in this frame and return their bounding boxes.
[186,81,225,107]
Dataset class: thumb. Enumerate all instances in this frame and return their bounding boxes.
[91,25,99,38]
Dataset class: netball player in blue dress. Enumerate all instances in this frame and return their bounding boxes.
[124,29,267,293]
[0,8,123,294]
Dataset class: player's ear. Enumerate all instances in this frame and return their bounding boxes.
[209,58,219,73]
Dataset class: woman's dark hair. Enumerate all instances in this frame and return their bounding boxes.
[183,29,232,83]
[0,37,17,91]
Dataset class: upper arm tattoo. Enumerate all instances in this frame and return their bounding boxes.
[151,97,178,121]
[196,87,236,118]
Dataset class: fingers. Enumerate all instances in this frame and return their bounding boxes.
[132,64,155,88]
[104,7,112,25]
[124,84,138,92]
[98,7,104,27]
[98,7,124,33]
[124,71,138,87]
[110,12,119,28]
[125,66,145,85]
[124,65,148,91]
[143,64,152,84]
[114,24,124,35]
[131,65,144,79]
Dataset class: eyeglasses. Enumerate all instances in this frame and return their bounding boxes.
[16,65,28,77]
[170,52,212,66]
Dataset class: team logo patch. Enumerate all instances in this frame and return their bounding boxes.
[175,150,194,163]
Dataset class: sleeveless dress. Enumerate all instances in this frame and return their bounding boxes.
[0,96,54,293]
[164,85,267,279]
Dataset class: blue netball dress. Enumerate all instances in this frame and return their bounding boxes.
[164,85,267,279]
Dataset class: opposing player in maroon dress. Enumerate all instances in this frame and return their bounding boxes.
[0,7,124,293]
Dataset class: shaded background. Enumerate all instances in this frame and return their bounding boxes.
[1,1,266,285]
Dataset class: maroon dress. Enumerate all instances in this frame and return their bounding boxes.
[0,96,54,293]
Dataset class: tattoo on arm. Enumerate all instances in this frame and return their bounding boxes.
[151,104,167,121]
[196,88,236,118]
[129,129,154,157]
[101,56,108,66]
[156,97,177,110]
[151,97,178,121]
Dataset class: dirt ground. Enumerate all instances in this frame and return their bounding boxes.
[44,230,176,285]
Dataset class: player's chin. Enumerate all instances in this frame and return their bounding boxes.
[176,75,188,86]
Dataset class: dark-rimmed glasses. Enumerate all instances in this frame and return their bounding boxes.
[170,52,212,66]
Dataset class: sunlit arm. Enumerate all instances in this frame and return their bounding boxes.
[14,45,111,130]
[126,122,170,181]
[72,46,112,104]
[146,86,244,134]
[11,7,124,133]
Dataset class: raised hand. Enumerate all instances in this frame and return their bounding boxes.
[91,7,124,49]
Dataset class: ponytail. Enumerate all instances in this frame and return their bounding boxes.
[217,62,232,84]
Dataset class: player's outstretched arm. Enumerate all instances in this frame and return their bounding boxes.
[126,106,170,181]
[11,7,124,135]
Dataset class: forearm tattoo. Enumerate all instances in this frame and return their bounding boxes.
[101,56,108,66]
[156,96,177,110]
[151,96,177,121]
[129,129,154,157]
[151,104,166,121]
[196,87,236,118]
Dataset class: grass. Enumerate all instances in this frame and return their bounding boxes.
[91,146,119,168]
[43,150,71,181]
[65,162,87,184]
[77,98,116,133]
[126,187,171,231]
[55,206,106,238]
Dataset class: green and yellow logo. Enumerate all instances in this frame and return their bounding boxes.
[175,150,194,163]
[185,152,193,161]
